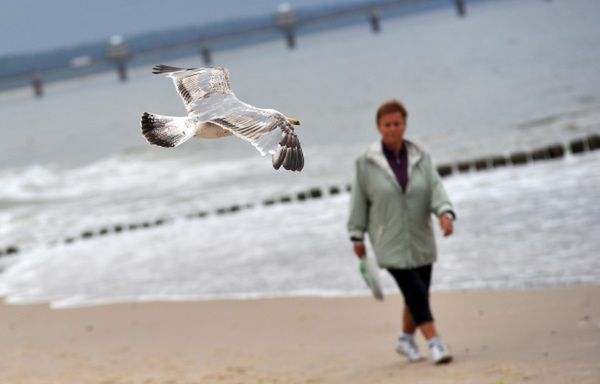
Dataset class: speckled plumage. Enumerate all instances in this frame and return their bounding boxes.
[140,64,304,171]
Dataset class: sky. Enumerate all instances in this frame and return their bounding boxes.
[0,0,361,57]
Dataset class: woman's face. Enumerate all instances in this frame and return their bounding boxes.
[377,111,406,145]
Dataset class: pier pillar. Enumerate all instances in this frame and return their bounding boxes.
[283,28,296,49]
[455,0,467,17]
[276,3,299,50]
[369,9,381,34]
[31,72,43,98]
[106,35,131,82]
[200,45,212,66]
[115,62,127,82]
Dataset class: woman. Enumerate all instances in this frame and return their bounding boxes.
[347,99,455,365]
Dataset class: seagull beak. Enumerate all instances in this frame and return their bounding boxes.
[288,118,301,126]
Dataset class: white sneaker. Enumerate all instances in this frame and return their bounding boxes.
[395,336,423,362]
[430,342,453,365]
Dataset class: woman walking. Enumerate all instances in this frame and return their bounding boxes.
[347,99,455,364]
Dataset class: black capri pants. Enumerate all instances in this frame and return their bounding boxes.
[387,264,434,325]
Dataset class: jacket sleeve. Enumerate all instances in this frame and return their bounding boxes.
[347,158,369,241]
[428,155,455,219]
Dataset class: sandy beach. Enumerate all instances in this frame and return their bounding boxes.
[1,285,598,384]
[1,0,599,382]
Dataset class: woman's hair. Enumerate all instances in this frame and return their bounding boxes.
[376,99,408,124]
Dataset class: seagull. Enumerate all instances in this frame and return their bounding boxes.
[140,64,304,171]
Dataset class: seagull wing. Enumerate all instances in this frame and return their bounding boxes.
[209,104,304,172]
[152,64,233,113]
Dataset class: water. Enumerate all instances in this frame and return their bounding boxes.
[0,0,599,307]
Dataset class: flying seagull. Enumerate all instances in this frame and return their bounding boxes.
[140,64,304,171]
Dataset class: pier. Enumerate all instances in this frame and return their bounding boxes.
[1,0,559,98]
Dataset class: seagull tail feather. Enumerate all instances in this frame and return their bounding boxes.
[140,112,193,148]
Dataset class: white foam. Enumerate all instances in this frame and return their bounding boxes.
[0,151,598,307]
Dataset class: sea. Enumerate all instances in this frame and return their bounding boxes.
[0,0,599,307]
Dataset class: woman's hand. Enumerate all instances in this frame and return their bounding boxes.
[439,215,454,237]
[353,242,367,259]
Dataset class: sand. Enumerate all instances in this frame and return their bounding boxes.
[1,285,599,384]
